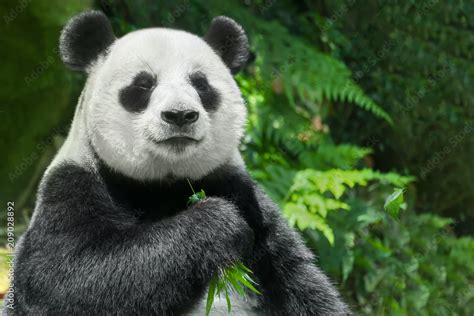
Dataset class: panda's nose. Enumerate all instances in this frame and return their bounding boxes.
[161,110,199,127]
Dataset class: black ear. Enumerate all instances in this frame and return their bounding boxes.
[204,16,249,75]
[59,11,116,71]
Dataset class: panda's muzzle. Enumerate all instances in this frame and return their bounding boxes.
[161,110,199,127]
[148,136,201,149]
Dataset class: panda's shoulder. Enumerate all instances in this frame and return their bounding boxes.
[40,161,101,202]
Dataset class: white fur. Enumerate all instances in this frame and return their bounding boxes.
[50,28,247,182]
[90,28,247,180]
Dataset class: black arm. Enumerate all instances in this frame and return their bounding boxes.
[12,163,252,315]
[251,187,351,316]
[200,166,350,315]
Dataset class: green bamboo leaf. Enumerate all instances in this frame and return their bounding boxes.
[206,262,261,314]
[216,274,226,294]
[187,190,206,206]
[235,272,261,294]
[226,274,245,296]
[236,262,252,274]
[206,274,218,316]
[225,286,231,314]
[186,179,206,206]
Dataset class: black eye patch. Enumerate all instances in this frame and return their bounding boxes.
[190,72,220,112]
[119,71,156,113]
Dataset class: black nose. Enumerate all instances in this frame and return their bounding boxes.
[161,110,199,127]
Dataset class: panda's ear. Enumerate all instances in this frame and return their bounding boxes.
[59,10,116,72]
[204,16,249,75]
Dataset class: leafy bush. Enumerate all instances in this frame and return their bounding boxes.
[320,0,474,230]
[0,0,91,240]
[313,204,474,315]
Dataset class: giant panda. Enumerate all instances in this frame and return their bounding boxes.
[8,11,350,315]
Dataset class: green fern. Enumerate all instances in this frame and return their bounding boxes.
[199,0,392,123]
[283,169,414,244]
[299,144,373,170]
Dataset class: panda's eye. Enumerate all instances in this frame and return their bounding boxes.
[132,72,156,90]
[190,74,210,93]
[189,72,220,112]
[119,71,156,113]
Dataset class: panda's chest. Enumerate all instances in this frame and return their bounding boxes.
[99,164,244,222]
[103,176,207,221]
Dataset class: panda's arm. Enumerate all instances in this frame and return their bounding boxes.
[14,163,252,314]
[252,187,351,315]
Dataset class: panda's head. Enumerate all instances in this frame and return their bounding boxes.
[60,11,249,180]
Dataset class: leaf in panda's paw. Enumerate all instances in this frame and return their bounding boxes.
[206,274,218,316]
[225,285,231,314]
[206,262,261,315]
[186,178,206,206]
[187,190,207,206]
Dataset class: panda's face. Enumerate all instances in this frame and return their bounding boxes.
[86,29,247,180]
[59,12,249,180]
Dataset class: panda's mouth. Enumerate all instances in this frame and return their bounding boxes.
[148,136,201,147]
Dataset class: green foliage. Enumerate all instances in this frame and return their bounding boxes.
[300,144,372,170]
[246,21,393,123]
[0,0,91,240]
[284,169,412,244]
[186,179,206,206]
[206,262,261,316]
[310,205,474,315]
[322,0,474,226]
[384,188,406,218]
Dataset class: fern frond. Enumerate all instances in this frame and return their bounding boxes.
[283,168,414,243]
[204,0,392,123]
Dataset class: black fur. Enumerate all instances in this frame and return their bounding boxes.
[9,162,253,315]
[8,161,350,315]
[204,16,249,74]
[190,72,221,112]
[59,11,115,71]
[119,71,156,113]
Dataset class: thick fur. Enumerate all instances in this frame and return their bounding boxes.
[6,11,350,315]
[10,162,349,315]
[204,16,250,74]
[59,11,116,71]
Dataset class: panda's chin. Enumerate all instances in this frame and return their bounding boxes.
[147,136,203,155]
[144,141,202,163]
[149,136,201,146]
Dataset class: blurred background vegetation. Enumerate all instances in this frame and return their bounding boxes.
[1,0,474,314]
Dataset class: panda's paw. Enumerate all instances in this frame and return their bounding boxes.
[192,197,254,259]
